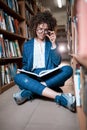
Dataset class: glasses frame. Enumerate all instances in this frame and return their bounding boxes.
[36,27,49,34]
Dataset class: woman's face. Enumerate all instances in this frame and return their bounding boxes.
[36,23,48,40]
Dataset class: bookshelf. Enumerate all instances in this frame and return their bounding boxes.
[75,0,87,129]
[0,0,39,94]
[67,0,87,130]
[18,0,39,39]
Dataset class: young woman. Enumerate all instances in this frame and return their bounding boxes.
[13,11,76,112]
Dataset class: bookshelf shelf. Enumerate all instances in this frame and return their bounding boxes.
[0,57,22,65]
[0,28,26,40]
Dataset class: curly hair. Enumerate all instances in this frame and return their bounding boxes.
[30,11,57,37]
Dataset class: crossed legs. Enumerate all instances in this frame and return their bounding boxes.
[14,65,73,99]
[13,66,76,112]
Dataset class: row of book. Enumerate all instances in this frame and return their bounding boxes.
[0,9,20,34]
[0,63,17,87]
[26,0,34,12]
[2,0,19,14]
[25,24,32,39]
[25,8,33,24]
[0,34,21,58]
[25,5,33,39]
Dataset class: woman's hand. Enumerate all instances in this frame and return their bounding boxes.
[46,31,56,48]
[17,70,20,74]
[69,53,87,68]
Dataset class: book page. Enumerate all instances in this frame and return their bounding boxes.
[39,66,60,76]
[17,69,39,77]
[18,66,60,78]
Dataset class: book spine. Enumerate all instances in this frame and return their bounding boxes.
[4,65,11,84]
[74,65,81,106]
[4,12,11,32]
[14,40,21,57]
[14,0,19,14]
[0,41,3,58]
[1,65,5,86]
[0,9,6,30]
[0,34,5,58]
[8,16,15,33]
[0,66,2,87]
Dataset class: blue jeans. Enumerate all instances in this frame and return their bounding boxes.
[14,65,73,96]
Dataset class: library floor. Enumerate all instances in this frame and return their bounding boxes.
[0,62,80,130]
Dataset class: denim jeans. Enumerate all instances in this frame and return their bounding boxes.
[14,65,73,96]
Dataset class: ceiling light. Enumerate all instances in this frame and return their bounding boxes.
[57,0,62,8]
[56,0,66,8]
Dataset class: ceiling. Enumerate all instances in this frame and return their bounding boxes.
[38,0,67,26]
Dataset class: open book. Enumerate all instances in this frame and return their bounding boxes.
[17,66,60,78]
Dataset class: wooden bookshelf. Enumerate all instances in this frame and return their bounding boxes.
[0,0,39,93]
[0,81,15,94]
[66,0,87,130]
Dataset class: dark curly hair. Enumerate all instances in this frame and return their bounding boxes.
[30,11,57,37]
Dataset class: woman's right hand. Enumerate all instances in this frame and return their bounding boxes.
[17,70,20,74]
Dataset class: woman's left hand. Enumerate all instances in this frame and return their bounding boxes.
[46,31,56,48]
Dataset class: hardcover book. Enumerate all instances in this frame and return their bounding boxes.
[18,66,60,79]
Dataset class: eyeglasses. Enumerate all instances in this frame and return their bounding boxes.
[36,28,49,34]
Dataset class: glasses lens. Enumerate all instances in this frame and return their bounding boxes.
[37,29,42,33]
[37,28,48,34]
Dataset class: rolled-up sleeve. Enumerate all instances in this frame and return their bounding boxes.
[50,48,61,66]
